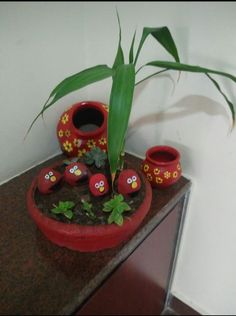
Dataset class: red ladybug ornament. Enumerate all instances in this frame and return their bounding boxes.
[89,173,109,197]
[64,162,88,186]
[37,168,62,194]
[117,169,141,196]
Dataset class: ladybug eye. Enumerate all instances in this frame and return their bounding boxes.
[132,176,137,182]
[69,168,74,173]
[73,165,78,171]
[95,183,100,189]
[127,178,132,184]
[100,180,104,186]
[45,174,50,180]
[49,171,53,176]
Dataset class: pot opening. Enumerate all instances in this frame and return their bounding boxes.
[73,107,104,133]
[150,151,177,163]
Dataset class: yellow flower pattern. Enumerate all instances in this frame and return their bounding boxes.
[102,104,109,112]
[63,141,73,153]
[173,171,178,178]
[164,171,171,179]
[61,113,69,125]
[147,173,153,181]
[87,139,96,148]
[156,177,163,184]
[73,138,82,148]
[58,129,64,138]
[98,137,107,145]
[78,149,86,158]
[65,129,71,137]
[153,168,160,175]
[143,164,149,172]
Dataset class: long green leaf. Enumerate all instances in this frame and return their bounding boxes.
[129,30,136,64]
[108,64,135,184]
[206,74,235,126]
[25,65,113,137]
[112,10,124,69]
[146,60,236,82]
[134,27,180,65]
[146,60,236,123]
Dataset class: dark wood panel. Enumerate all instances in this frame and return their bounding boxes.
[78,202,183,315]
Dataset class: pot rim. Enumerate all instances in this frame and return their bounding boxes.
[71,101,108,139]
[146,145,180,166]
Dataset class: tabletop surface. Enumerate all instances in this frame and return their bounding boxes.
[0,153,191,315]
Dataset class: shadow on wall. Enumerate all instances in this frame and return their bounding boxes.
[128,95,229,132]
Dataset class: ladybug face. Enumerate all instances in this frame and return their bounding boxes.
[37,168,62,194]
[118,169,141,195]
[64,162,88,186]
[89,173,109,197]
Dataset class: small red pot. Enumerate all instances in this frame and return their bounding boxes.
[27,166,152,252]
[57,101,108,158]
[141,146,182,188]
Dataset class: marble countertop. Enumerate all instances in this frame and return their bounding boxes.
[0,153,191,315]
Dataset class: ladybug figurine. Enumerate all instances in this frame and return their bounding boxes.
[89,173,109,197]
[37,167,62,194]
[117,169,141,196]
[64,162,88,186]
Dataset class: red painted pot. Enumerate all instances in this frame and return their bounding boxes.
[141,146,182,188]
[57,101,108,158]
[27,165,152,252]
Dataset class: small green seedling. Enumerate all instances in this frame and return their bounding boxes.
[81,199,96,220]
[103,194,131,226]
[83,147,107,168]
[51,201,75,220]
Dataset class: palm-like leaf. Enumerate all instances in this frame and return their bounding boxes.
[134,27,180,65]
[145,60,236,124]
[108,64,135,184]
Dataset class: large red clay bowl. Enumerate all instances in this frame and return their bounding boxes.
[27,171,152,252]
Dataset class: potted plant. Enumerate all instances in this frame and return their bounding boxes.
[26,13,236,252]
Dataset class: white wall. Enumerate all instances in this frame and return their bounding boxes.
[0,2,87,182]
[1,2,236,315]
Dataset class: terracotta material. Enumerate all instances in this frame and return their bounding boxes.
[37,167,63,194]
[27,165,152,252]
[64,162,88,186]
[117,169,141,196]
[141,146,182,188]
[89,173,109,197]
[57,101,108,158]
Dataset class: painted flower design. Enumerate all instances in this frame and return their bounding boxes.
[58,129,64,138]
[63,140,73,153]
[99,137,107,145]
[78,148,86,158]
[87,139,96,148]
[143,164,149,172]
[173,171,178,178]
[164,171,171,179]
[73,138,82,148]
[147,173,153,181]
[156,177,163,184]
[177,164,181,171]
[64,129,71,137]
[153,168,160,175]
[102,104,109,112]
[61,113,69,125]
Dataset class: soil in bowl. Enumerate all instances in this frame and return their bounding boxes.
[34,160,146,226]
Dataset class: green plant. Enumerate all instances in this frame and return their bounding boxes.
[103,194,131,226]
[27,12,236,187]
[51,201,75,219]
[83,146,107,168]
[81,199,96,220]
